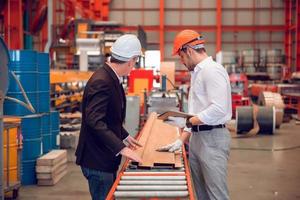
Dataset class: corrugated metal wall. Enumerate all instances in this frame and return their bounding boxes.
[109,0,284,68]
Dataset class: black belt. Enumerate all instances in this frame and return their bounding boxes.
[192,124,225,132]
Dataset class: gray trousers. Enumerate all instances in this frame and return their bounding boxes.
[189,128,231,200]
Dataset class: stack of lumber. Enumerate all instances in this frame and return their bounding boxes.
[36,150,68,186]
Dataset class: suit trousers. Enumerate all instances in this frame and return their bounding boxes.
[81,167,116,200]
[189,128,231,200]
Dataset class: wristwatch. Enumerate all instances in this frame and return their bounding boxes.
[186,117,193,128]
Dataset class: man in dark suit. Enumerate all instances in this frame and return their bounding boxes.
[75,34,143,200]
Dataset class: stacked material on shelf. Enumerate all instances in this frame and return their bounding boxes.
[36,150,67,186]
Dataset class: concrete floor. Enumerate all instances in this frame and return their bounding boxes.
[18,121,300,200]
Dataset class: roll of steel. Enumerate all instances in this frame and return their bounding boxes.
[258,92,284,128]
[236,106,275,135]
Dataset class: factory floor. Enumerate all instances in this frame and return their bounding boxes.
[18,120,300,200]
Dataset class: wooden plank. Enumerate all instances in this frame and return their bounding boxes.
[134,113,183,168]
[37,163,67,179]
[36,158,67,173]
[160,62,175,91]
[36,150,67,166]
[37,170,67,186]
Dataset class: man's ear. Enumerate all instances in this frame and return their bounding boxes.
[187,47,193,57]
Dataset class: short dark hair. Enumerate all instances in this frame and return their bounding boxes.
[110,55,127,64]
[194,48,206,54]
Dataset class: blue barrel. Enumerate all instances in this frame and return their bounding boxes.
[50,110,60,149]
[21,160,37,185]
[4,50,38,116]
[21,114,42,160]
[37,52,50,113]
[41,113,51,154]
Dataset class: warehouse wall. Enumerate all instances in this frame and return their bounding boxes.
[109,0,285,69]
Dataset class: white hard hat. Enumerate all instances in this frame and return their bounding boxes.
[110,34,142,61]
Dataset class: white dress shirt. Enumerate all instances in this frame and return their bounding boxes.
[184,56,232,132]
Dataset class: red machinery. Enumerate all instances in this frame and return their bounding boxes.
[229,73,250,118]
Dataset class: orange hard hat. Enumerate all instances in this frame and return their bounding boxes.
[172,30,205,55]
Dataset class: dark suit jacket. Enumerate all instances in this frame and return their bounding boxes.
[75,64,129,173]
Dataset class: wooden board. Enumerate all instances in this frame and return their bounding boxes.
[36,158,67,173]
[37,163,67,179]
[160,62,175,91]
[37,170,68,186]
[37,150,67,166]
[134,113,183,168]
[158,110,193,121]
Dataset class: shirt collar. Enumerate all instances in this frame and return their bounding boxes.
[194,56,212,73]
[109,65,122,83]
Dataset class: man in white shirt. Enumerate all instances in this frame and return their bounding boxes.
[158,30,232,200]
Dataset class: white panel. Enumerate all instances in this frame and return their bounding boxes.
[109,11,124,24]
[165,11,179,25]
[165,0,180,8]
[144,11,159,25]
[110,0,123,8]
[165,32,177,42]
[236,44,253,51]
[201,0,216,8]
[200,11,216,25]
[147,32,159,43]
[222,11,235,25]
[202,32,215,42]
[222,0,235,8]
[144,0,159,7]
[182,0,200,8]
[256,11,271,25]
[222,44,236,51]
[237,11,252,25]
[165,43,174,58]
[272,10,284,25]
[124,0,142,8]
[125,11,142,25]
[222,32,235,42]
[256,32,270,41]
[256,0,271,7]
[272,0,284,8]
[271,32,284,41]
[237,0,252,8]
[236,32,253,41]
[182,11,199,25]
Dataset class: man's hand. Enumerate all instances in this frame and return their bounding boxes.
[123,135,142,149]
[120,147,142,163]
[165,116,186,128]
[156,139,183,152]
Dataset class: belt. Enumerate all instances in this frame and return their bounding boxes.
[192,124,225,132]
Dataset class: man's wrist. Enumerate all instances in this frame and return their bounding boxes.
[186,117,192,128]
